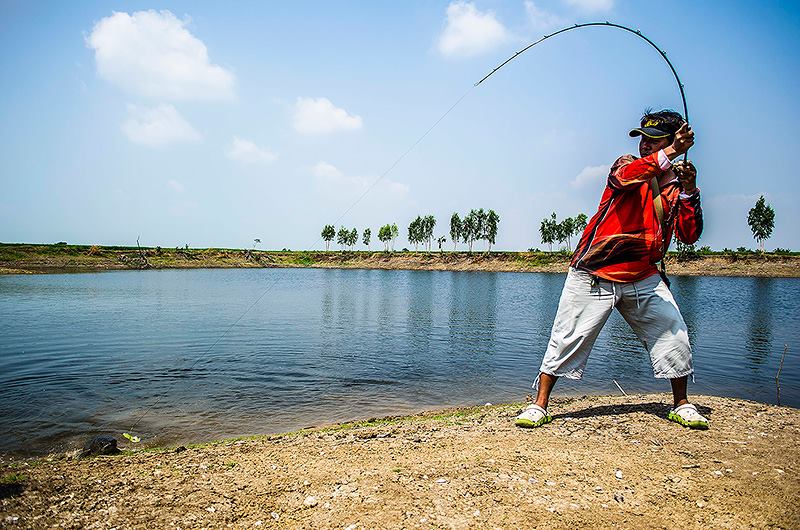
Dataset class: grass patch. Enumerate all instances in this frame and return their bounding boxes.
[1,473,26,484]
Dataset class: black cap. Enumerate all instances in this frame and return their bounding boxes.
[629,118,673,139]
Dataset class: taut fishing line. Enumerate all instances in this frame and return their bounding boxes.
[118,85,477,440]
[13,21,688,448]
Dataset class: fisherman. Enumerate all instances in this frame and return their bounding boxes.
[516,109,709,430]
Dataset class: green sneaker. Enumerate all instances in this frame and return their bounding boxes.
[515,404,552,428]
[667,403,709,430]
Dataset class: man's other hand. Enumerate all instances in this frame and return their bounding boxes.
[673,160,697,193]
[671,123,694,155]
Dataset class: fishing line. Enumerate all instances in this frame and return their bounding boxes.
[120,84,477,439]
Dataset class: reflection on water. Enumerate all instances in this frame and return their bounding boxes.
[747,278,773,368]
[0,269,798,455]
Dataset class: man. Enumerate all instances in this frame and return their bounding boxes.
[516,109,708,430]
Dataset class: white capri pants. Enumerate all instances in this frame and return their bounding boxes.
[538,267,693,382]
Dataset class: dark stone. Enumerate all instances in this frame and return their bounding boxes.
[174,446,187,453]
[81,435,120,457]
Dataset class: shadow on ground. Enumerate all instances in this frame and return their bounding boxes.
[0,482,24,499]
[551,401,713,421]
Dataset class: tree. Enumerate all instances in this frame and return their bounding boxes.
[423,215,436,251]
[486,209,500,252]
[540,213,557,251]
[408,216,422,251]
[363,228,371,249]
[574,213,588,234]
[321,224,335,251]
[336,226,349,250]
[554,218,568,250]
[437,236,447,251]
[252,238,261,249]
[462,210,476,252]
[349,228,358,250]
[390,223,399,251]
[560,217,575,251]
[475,208,487,249]
[450,213,461,251]
[747,195,775,253]
[378,224,392,251]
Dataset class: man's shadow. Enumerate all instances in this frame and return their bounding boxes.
[550,401,713,421]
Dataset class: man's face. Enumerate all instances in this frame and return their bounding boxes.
[639,135,671,157]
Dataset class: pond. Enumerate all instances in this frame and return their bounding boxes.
[1,268,798,455]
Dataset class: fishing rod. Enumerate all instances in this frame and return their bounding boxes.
[476,21,690,162]
[71,22,691,447]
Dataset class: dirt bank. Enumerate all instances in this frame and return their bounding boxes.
[2,394,798,529]
[1,244,799,277]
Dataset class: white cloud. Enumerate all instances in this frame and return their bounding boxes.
[437,1,510,58]
[292,97,363,135]
[167,179,185,192]
[570,164,610,188]
[562,0,614,12]
[122,103,201,146]
[525,1,566,31]
[86,10,234,100]
[312,161,343,179]
[226,137,278,164]
[705,192,769,207]
[311,162,409,198]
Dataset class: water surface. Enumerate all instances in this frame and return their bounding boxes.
[1,268,798,455]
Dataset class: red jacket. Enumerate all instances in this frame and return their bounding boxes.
[570,150,703,282]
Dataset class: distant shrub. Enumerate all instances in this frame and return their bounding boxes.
[55,241,67,246]
[773,248,793,255]
[87,245,101,256]
[674,240,699,261]
[698,245,713,254]
[736,246,751,253]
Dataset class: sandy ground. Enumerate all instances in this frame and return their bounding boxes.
[2,394,798,529]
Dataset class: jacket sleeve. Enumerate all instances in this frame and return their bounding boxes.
[608,152,667,190]
[675,190,703,244]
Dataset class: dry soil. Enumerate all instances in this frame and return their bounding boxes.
[1,394,798,529]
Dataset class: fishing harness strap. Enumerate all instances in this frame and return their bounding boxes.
[650,175,672,288]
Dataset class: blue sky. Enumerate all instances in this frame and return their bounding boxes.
[1,0,798,251]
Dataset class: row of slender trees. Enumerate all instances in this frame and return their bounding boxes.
[408,215,436,251]
[320,209,500,253]
[321,224,394,251]
[539,213,588,252]
[449,209,500,252]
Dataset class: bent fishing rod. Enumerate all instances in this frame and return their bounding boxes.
[111,21,690,445]
[476,21,690,162]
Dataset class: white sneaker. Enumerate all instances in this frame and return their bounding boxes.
[667,403,709,430]
[514,403,552,428]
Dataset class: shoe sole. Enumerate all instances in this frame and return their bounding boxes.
[667,411,709,430]
[515,415,552,429]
